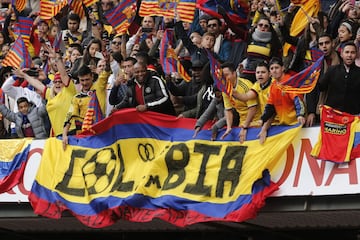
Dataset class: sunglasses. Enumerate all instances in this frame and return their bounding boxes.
[258,23,270,29]
[207,24,218,28]
[112,41,121,45]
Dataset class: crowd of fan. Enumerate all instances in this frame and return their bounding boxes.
[0,0,359,146]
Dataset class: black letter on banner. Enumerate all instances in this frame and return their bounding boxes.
[162,143,189,190]
[55,149,87,196]
[83,147,117,195]
[145,175,161,188]
[216,146,247,198]
[184,143,221,196]
[111,144,134,192]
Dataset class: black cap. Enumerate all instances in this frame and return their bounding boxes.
[192,60,204,68]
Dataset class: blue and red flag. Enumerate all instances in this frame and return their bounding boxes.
[196,0,249,25]
[104,0,137,35]
[53,31,64,52]
[0,139,32,193]
[310,47,324,62]
[206,49,233,96]
[160,29,191,82]
[279,54,324,94]
[14,16,34,48]
[139,0,196,23]
[2,36,32,69]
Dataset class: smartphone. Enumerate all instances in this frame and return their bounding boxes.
[25,68,40,77]
[95,51,104,60]
[142,27,153,33]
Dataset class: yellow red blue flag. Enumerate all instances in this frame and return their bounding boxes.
[0,139,32,193]
[29,109,302,228]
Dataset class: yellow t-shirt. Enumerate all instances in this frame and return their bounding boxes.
[223,77,261,126]
[66,71,110,133]
[45,80,77,136]
[251,79,280,125]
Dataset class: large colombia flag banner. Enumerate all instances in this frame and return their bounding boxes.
[29,109,302,228]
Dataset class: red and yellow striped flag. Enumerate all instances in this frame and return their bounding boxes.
[83,0,98,7]
[40,0,68,20]
[69,0,85,19]
[12,0,27,12]
[139,0,196,23]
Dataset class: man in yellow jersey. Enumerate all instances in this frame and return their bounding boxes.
[216,61,262,141]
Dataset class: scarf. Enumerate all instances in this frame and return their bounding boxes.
[252,29,272,43]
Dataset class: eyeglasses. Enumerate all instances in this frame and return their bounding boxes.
[207,24,218,28]
[112,41,121,45]
[258,23,270,29]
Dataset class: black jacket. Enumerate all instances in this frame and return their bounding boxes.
[318,63,360,115]
[116,72,176,116]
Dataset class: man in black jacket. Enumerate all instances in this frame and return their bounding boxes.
[112,61,176,116]
[318,41,360,115]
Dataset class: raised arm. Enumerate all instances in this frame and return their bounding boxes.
[42,44,71,86]
[12,69,46,96]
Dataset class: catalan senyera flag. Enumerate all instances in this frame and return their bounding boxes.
[82,0,98,7]
[311,105,360,163]
[206,49,233,96]
[13,16,34,48]
[196,0,249,25]
[104,0,137,35]
[28,108,302,228]
[0,139,32,193]
[40,0,68,20]
[12,0,27,13]
[81,91,104,132]
[2,36,32,69]
[160,29,191,82]
[278,55,323,94]
[68,0,85,19]
[283,0,321,57]
[139,0,196,23]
